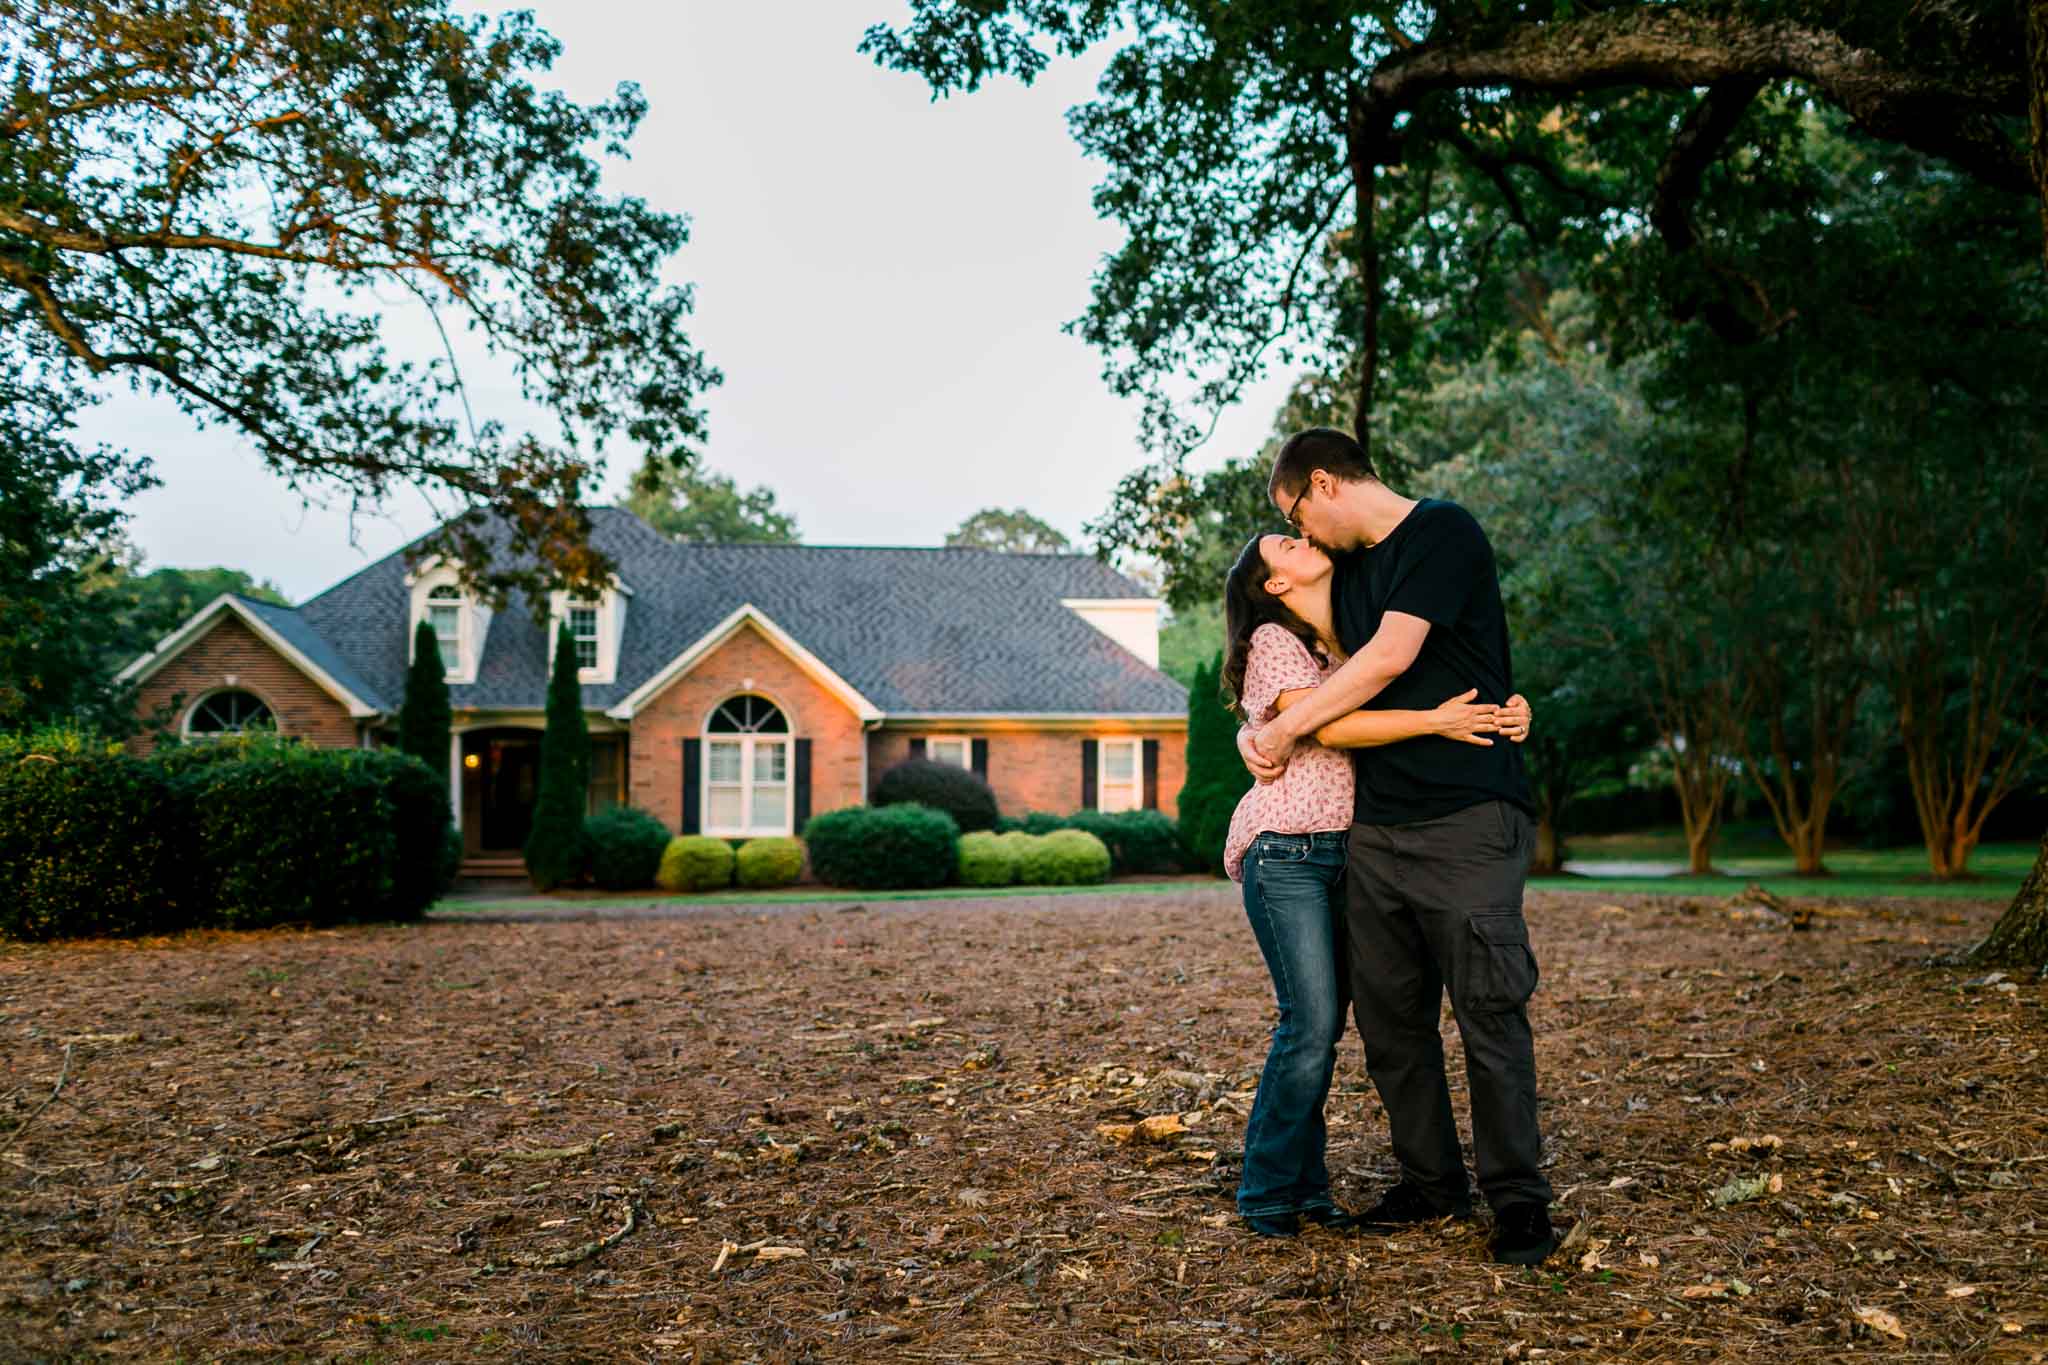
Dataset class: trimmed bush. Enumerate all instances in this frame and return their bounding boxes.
[345,747,455,918]
[658,835,735,892]
[0,729,183,941]
[1016,829,1112,886]
[804,804,960,890]
[992,809,1187,876]
[873,758,999,833]
[736,837,805,889]
[957,830,1020,887]
[998,810,1069,835]
[585,807,673,891]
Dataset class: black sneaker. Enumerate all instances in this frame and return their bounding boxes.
[1490,1202,1560,1265]
[1351,1182,1473,1231]
[1242,1211,1300,1238]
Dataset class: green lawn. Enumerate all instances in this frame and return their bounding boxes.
[434,875,1218,916]
[1546,827,2037,900]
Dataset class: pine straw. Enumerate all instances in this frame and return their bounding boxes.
[1,886,2043,1362]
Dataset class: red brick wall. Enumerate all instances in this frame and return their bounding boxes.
[868,726,1187,820]
[626,623,866,832]
[127,615,359,756]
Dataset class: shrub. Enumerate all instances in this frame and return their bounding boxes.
[957,830,1020,887]
[736,836,806,889]
[344,747,455,918]
[873,758,999,833]
[585,807,673,891]
[804,804,959,889]
[1062,809,1187,875]
[172,743,394,929]
[525,623,591,891]
[1178,653,1253,877]
[1016,829,1112,886]
[658,835,735,892]
[0,730,183,941]
[998,810,1069,835]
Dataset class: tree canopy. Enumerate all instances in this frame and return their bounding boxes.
[3,0,719,601]
[619,458,800,545]
[945,507,1071,554]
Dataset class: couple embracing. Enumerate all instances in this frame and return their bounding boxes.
[1219,427,1558,1266]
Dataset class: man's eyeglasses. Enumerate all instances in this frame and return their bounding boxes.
[1285,479,1313,531]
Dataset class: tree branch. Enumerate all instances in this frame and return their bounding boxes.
[1652,76,1767,253]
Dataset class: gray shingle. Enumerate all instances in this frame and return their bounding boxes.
[232,595,390,712]
[291,508,1188,716]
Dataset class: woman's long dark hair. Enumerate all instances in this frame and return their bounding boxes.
[1220,534,1324,721]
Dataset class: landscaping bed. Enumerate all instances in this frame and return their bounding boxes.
[1,888,2043,1361]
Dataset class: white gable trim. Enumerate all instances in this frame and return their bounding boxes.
[114,595,382,719]
[606,603,884,723]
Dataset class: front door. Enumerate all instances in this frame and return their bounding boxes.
[477,736,540,852]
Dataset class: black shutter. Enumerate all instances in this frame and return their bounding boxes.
[909,737,926,759]
[1080,738,1098,811]
[681,738,701,835]
[1142,739,1160,811]
[794,739,813,832]
[971,738,988,779]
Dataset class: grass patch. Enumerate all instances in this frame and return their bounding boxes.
[432,875,1217,916]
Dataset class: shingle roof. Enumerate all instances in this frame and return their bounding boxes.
[290,508,1187,717]
[232,595,392,712]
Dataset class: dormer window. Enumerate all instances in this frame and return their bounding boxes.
[568,601,600,671]
[547,580,630,685]
[427,586,464,672]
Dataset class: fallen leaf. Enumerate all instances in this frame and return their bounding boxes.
[1853,1306,1906,1341]
[1681,1283,1728,1299]
[1946,1285,1980,1298]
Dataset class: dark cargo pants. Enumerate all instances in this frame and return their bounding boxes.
[1344,800,1551,1213]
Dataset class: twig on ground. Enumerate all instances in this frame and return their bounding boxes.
[0,1043,75,1156]
[507,1199,641,1269]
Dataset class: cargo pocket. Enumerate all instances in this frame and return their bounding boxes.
[1458,907,1538,1013]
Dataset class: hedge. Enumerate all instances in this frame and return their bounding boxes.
[872,758,999,833]
[995,809,1186,876]
[736,837,806,889]
[585,807,673,891]
[658,835,736,892]
[957,830,1020,887]
[0,730,183,941]
[1016,829,1113,886]
[804,804,959,889]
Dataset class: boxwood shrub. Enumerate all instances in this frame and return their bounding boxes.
[873,758,999,833]
[0,729,184,941]
[585,807,673,891]
[804,804,959,889]
[1016,828,1112,886]
[658,835,736,892]
[993,809,1186,876]
[736,837,805,889]
[957,830,1019,887]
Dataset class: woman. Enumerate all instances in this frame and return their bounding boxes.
[1221,531,1530,1237]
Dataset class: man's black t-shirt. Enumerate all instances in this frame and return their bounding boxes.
[1331,498,1534,825]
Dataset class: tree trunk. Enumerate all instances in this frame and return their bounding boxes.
[1685,818,1718,876]
[1966,827,2048,969]
[1532,811,1563,876]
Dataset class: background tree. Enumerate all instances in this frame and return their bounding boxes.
[399,621,453,796]
[97,549,292,675]
[946,507,1071,554]
[4,0,719,601]
[620,458,800,544]
[524,624,590,891]
[1176,653,1253,877]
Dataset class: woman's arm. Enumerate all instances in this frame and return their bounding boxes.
[1274,686,1514,749]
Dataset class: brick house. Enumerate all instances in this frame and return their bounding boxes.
[118,509,1189,876]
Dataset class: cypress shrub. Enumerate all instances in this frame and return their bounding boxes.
[398,618,452,788]
[525,622,591,891]
[957,830,1019,887]
[735,837,806,889]
[658,835,736,892]
[1176,653,1252,877]
[804,804,959,889]
[873,758,999,832]
[0,728,183,941]
[585,806,672,891]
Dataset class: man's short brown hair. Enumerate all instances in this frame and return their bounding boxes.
[1270,426,1376,497]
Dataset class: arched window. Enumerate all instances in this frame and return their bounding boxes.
[703,696,791,835]
[186,690,276,738]
[426,584,464,673]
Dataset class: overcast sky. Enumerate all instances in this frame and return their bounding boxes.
[84,2,1296,602]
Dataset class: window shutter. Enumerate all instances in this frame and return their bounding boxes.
[681,738,701,835]
[909,738,926,759]
[1080,738,1098,810]
[1143,739,1160,811]
[971,738,988,779]
[794,739,813,831]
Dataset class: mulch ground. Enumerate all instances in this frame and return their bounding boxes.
[2,884,2044,1363]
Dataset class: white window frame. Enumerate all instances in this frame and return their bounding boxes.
[923,735,972,770]
[405,561,485,684]
[426,585,464,675]
[702,696,794,838]
[183,688,278,741]
[1095,737,1145,813]
[566,601,600,672]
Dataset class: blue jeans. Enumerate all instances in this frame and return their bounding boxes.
[1237,830,1349,1218]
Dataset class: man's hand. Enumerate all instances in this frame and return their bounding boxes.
[1237,722,1292,783]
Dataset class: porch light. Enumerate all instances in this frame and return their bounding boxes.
[463,753,481,770]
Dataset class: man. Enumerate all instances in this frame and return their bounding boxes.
[1239,426,1557,1266]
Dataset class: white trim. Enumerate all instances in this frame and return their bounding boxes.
[700,704,796,838]
[1094,736,1146,813]
[114,594,381,719]
[880,712,1185,729]
[921,734,973,770]
[607,603,884,723]
[1061,596,1165,668]
[180,685,281,740]
[547,583,624,685]
[406,560,488,684]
